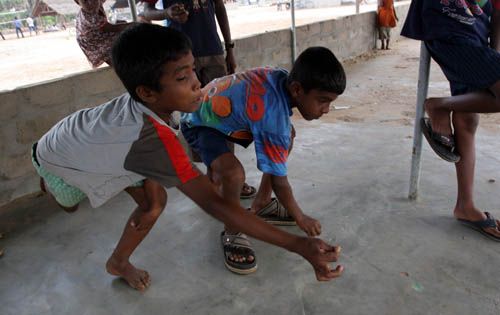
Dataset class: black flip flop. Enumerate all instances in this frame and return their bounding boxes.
[457,212,500,242]
[421,118,460,163]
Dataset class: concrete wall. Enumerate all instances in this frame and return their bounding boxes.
[0,3,409,207]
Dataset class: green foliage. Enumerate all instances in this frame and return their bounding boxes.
[41,15,55,25]
[0,10,26,30]
[0,0,26,12]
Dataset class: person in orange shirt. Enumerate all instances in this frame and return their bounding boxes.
[377,0,398,50]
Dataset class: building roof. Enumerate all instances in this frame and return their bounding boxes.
[31,0,115,17]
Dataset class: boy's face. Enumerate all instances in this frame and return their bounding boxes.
[294,87,338,121]
[138,52,202,116]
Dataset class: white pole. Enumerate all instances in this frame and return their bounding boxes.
[409,42,431,200]
[291,0,296,62]
[128,0,138,21]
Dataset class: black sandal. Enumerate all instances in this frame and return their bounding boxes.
[421,118,460,163]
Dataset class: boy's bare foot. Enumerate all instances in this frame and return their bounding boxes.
[424,98,453,136]
[106,256,151,291]
[454,208,500,239]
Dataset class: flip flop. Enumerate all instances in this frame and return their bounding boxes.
[255,198,296,226]
[457,212,500,242]
[220,231,258,275]
[240,183,257,199]
[421,118,460,163]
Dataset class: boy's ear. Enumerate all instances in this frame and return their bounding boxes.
[136,85,157,104]
[288,81,304,98]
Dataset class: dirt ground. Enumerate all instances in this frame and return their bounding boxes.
[329,39,500,132]
[2,1,499,130]
[0,3,380,91]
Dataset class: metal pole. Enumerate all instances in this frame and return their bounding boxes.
[127,0,138,22]
[408,42,431,200]
[291,0,296,62]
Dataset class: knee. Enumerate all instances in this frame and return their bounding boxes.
[211,155,245,186]
[453,113,479,134]
[147,189,167,219]
[132,198,166,231]
[219,165,245,186]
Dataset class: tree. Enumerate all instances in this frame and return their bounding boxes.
[0,0,27,12]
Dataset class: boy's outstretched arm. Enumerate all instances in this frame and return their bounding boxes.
[178,175,344,281]
[269,174,322,237]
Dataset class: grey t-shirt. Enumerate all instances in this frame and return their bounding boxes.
[37,93,200,207]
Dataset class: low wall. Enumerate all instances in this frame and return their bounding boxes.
[0,3,410,207]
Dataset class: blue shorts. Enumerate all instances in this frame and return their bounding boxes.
[180,125,233,167]
[425,40,500,96]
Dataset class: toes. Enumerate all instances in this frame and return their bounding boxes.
[129,270,150,291]
[141,270,151,289]
[228,254,254,263]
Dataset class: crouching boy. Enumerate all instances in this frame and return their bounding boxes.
[181,46,346,274]
[32,24,343,291]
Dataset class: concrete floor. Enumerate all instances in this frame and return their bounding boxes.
[2,40,500,315]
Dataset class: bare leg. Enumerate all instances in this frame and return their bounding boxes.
[250,173,274,213]
[425,81,500,136]
[40,177,79,213]
[452,113,500,237]
[210,153,254,263]
[106,179,167,291]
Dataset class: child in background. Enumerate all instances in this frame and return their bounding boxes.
[74,0,134,67]
[378,0,398,50]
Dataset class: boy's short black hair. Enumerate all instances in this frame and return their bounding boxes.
[112,23,192,102]
[288,47,346,95]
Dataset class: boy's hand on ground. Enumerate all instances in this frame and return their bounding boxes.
[296,214,322,236]
[296,237,343,281]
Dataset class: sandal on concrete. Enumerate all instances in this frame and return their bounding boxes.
[458,212,500,242]
[256,198,296,226]
[221,231,258,275]
[240,183,257,199]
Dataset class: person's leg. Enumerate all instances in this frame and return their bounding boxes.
[15,28,20,38]
[452,113,500,237]
[386,38,390,50]
[379,29,385,50]
[32,142,86,213]
[210,153,255,264]
[39,177,79,213]
[195,55,257,199]
[250,174,273,213]
[181,126,255,265]
[424,41,500,136]
[105,179,166,291]
[425,83,500,136]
